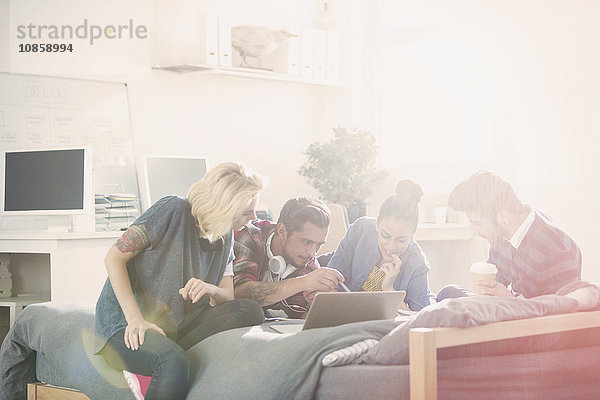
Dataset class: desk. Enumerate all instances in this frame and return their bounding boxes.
[0,294,51,328]
[0,232,122,304]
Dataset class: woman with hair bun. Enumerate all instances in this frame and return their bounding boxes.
[328,180,434,311]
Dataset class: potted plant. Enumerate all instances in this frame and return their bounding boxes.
[298,127,386,223]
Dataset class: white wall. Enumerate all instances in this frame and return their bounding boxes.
[0,0,9,71]
[368,0,600,283]
[120,72,354,216]
[4,0,598,288]
[6,0,152,74]
[3,0,361,218]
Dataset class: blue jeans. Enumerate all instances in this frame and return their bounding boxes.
[101,299,264,400]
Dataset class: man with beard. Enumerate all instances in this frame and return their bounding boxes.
[233,197,344,318]
[438,171,581,300]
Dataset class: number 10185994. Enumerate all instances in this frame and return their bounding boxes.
[19,43,73,52]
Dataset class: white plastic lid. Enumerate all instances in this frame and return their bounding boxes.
[470,262,498,274]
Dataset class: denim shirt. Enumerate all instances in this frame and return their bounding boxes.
[328,217,434,311]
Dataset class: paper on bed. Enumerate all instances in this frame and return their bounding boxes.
[270,324,304,334]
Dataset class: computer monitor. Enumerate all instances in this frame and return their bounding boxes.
[1,147,93,216]
[142,155,207,210]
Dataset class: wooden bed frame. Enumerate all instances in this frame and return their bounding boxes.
[27,383,90,400]
[409,309,600,400]
[27,310,600,400]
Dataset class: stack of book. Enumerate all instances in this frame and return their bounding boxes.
[95,193,140,231]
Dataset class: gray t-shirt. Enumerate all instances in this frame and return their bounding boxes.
[94,196,233,352]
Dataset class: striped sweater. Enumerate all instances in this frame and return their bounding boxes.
[488,210,581,298]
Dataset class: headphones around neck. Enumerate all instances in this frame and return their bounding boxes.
[268,255,297,280]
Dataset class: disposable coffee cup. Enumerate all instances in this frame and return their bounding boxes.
[470,262,498,295]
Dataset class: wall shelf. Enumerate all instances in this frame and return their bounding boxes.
[152,64,352,88]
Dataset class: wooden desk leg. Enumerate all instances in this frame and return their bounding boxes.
[410,328,437,400]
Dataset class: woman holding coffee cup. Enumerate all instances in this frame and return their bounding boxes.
[327,180,435,311]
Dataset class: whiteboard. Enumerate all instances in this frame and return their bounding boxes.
[0,72,141,230]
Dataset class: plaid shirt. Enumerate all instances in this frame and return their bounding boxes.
[233,219,319,318]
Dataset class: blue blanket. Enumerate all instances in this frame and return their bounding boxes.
[0,302,131,400]
[3,287,593,400]
[0,302,397,400]
[186,319,397,400]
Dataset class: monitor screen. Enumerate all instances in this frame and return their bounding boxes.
[2,148,90,214]
[143,155,207,209]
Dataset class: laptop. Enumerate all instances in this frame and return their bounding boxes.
[270,290,406,334]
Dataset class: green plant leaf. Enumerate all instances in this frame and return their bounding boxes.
[298,126,387,221]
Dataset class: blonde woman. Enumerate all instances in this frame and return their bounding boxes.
[94,162,266,400]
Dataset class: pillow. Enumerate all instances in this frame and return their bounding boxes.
[359,294,579,366]
[556,281,600,310]
[321,339,378,367]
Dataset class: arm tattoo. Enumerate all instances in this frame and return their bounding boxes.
[115,225,150,253]
[242,281,285,305]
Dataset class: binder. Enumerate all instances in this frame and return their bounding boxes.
[326,31,340,81]
[287,28,300,76]
[218,14,232,67]
[199,13,219,66]
[314,29,328,80]
[300,28,315,78]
